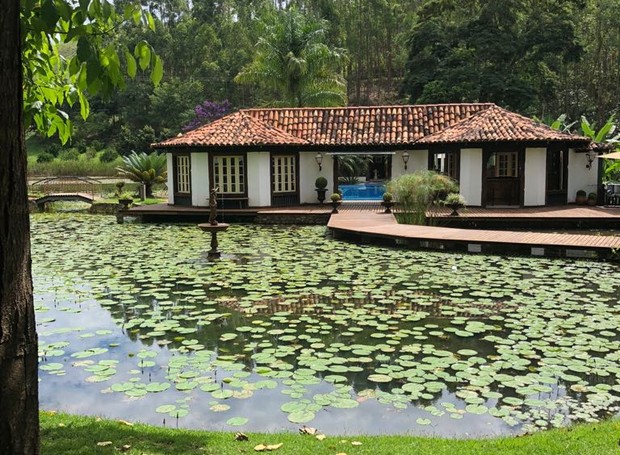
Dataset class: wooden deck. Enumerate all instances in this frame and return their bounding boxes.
[428,205,620,219]
[124,202,620,218]
[328,210,620,259]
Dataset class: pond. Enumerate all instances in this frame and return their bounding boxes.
[33,214,620,436]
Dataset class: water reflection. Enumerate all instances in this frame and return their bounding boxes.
[32,215,620,436]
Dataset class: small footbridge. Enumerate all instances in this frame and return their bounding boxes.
[31,176,102,210]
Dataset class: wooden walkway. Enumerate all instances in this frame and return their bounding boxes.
[328,210,620,258]
[428,205,620,219]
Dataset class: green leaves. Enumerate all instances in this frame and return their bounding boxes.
[151,55,163,86]
[22,0,162,143]
[125,51,137,79]
[136,41,151,71]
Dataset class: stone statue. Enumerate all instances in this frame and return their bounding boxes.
[209,186,219,225]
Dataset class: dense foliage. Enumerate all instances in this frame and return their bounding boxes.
[30,0,620,157]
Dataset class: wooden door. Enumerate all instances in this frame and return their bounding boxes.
[484,151,522,206]
[173,154,192,206]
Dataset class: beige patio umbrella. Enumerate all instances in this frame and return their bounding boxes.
[597,151,620,159]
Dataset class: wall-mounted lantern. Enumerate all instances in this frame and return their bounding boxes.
[585,150,595,169]
[402,151,410,170]
[315,152,323,171]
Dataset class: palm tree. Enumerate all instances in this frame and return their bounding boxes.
[117,151,167,198]
[234,7,347,107]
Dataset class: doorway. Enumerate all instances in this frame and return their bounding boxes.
[483,150,523,207]
[173,154,192,206]
[333,153,392,201]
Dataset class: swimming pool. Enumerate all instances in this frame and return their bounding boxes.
[339,182,386,200]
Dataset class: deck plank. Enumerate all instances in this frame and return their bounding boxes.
[328,211,620,251]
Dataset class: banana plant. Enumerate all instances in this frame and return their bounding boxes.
[117,151,167,198]
[579,115,620,143]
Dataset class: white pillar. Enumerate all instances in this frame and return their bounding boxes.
[524,147,547,206]
[459,148,483,206]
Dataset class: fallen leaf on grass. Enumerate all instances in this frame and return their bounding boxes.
[254,443,283,451]
[96,441,112,447]
[316,434,326,441]
[120,445,131,452]
[299,426,319,435]
[117,419,134,427]
[352,441,362,446]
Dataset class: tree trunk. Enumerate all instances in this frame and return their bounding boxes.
[0,1,40,453]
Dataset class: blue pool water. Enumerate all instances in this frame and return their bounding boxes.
[340,182,386,200]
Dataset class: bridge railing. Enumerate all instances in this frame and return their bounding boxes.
[30,176,103,198]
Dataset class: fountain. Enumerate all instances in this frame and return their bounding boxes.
[198,187,229,259]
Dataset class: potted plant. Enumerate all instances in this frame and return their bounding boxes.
[575,189,587,205]
[443,192,466,216]
[114,181,125,197]
[381,192,394,213]
[315,177,328,204]
[118,191,134,209]
[330,192,342,213]
[587,192,597,206]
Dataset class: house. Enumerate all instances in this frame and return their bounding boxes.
[152,103,594,208]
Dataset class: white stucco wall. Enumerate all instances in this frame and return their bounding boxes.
[166,153,174,204]
[524,147,547,206]
[247,152,271,207]
[567,148,598,202]
[459,148,483,206]
[300,152,335,204]
[391,150,427,178]
[190,153,210,206]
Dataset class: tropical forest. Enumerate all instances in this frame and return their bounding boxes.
[29,0,620,164]
[3,1,620,454]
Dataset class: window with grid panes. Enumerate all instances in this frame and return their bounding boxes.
[213,155,244,193]
[496,152,518,177]
[272,155,296,193]
[175,155,191,193]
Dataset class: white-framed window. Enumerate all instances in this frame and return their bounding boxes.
[213,155,245,194]
[175,155,191,193]
[496,152,518,177]
[272,155,296,193]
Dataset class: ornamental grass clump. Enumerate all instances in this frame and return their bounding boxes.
[387,171,458,224]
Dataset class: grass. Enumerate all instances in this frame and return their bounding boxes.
[41,411,620,455]
[26,136,122,177]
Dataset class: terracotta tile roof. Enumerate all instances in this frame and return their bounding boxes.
[418,105,590,144]
[245,103,493,145]
[154,103,591,150]
[155,111,310,148]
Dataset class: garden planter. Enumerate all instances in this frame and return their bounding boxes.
[316,188,327,204]
[446,202,463,216]
[118,198,133,210]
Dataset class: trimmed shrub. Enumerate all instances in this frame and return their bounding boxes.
[100,148,119,163]
[59,149,80,161]
[36,152,55,164]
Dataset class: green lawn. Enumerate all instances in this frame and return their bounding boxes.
[41,411,620,455]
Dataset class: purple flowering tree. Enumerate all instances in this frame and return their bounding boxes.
[183,100,232,131]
